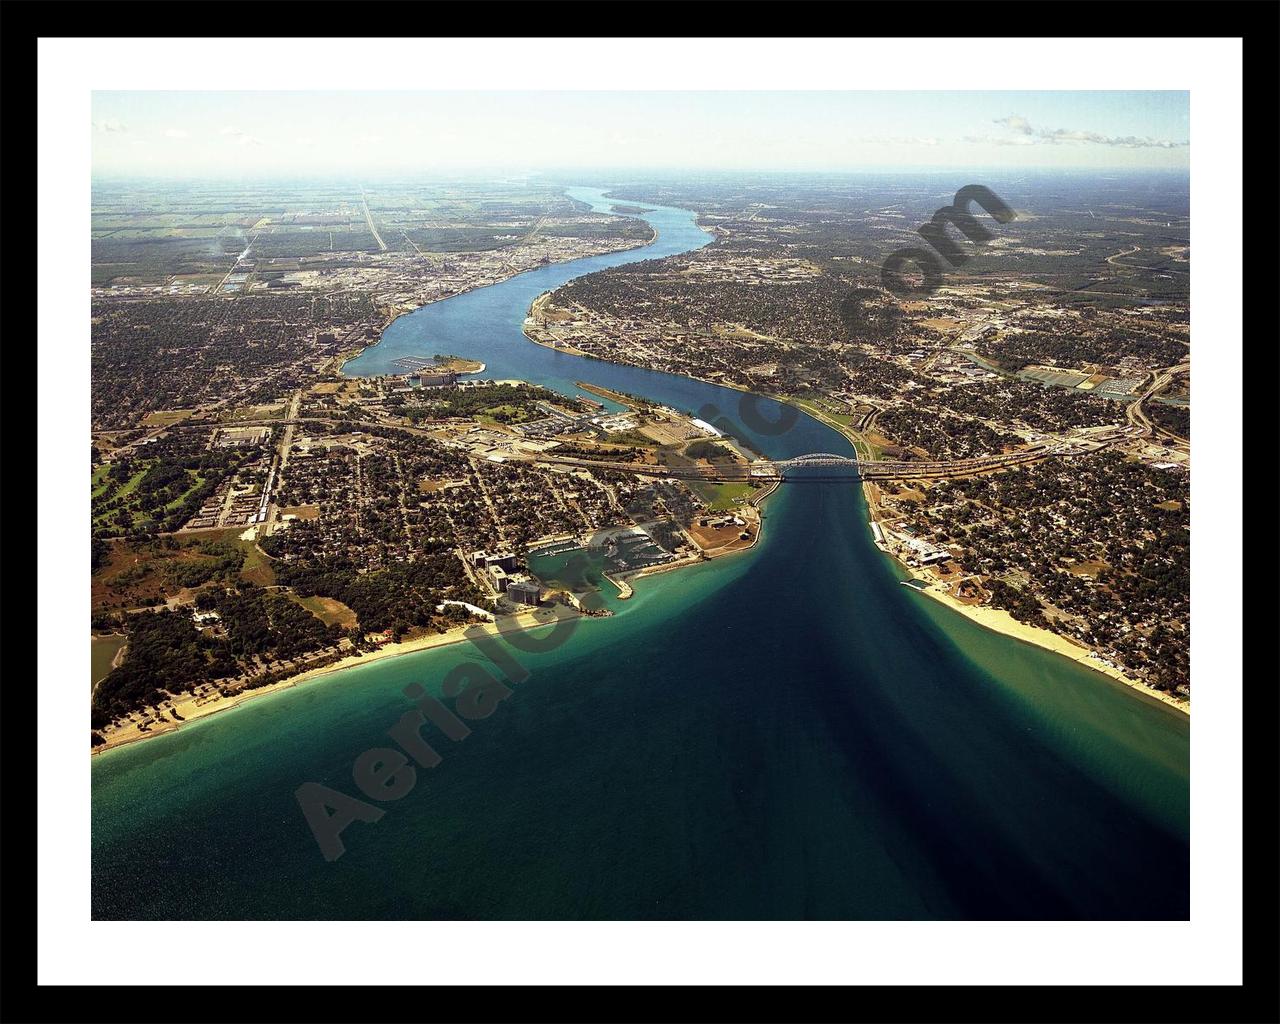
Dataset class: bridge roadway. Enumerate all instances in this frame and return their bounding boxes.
[533,439,1104,482]
[542,425,1132,481]
[163,416,1126,484]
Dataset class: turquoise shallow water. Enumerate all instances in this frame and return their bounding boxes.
[91,189,1188,920]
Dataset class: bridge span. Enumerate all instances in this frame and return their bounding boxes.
[536,433,1123,484]
[165,414,1127,485]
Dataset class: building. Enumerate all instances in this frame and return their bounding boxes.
[505,577,541,606]
[595,413,638,433]
[473,549,517,572]
[485,551,518,572]
[900,535,952,566]
[417,371,457,388]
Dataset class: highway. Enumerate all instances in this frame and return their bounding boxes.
[361,188,387,252]
[209,234,259,295]
[1125,361,1190,437]
[154,406,1139,500]
[261,390,303,532]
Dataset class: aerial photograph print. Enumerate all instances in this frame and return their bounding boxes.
[84,86,1198,924]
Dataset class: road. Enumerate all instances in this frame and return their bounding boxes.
[210,233,259,295]
[1106,244,1143,266]
[142,359,1164,516]
[160,408,1132,488]
[361,189,387,252]
[496,214,548,276]
[261,390,303,533]
[1125,361,1190,437]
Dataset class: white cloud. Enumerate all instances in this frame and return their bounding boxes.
[163,128,190,140]
[92,118,128,134]
[991,115,1186,149]
[962,134,1037,147]
[220,125,261,146]
[994,115,1034,136]
[855,135,942,147]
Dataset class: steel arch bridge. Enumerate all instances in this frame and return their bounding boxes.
[771,452,863,470]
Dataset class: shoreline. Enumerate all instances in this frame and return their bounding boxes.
[519,289,1190,717]
[92,606,585,756]
[515,284,1186,714]
[764,394,1189,716]
[341,231,657,375]
[99,194,1186,762]
[871,487,1189,715]
[904,569,1189,715]
[95,211,689,758]
[522,301,757,402]
[629,473,779,583]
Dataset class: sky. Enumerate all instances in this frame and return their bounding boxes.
[91,91,1189,179]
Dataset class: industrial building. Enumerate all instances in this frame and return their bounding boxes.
[899,535,952,566]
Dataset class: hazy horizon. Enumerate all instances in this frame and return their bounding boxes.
[92,90,1190,179]
[90,166,1193,185]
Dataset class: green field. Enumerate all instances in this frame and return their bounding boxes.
[91,464,112,498]
[162,472,205,513]
[477,404,538,425]
[787,396,883,460]
[238,537,277,587]
[605,428,661,447]
[141,409,194,427]
[116,468,146,498]
[793,395,856,427]
[92,465,148,528]
[91,634,127,687]
[288,594,358,629]
[691,480,755,511]
[93,461,200,532]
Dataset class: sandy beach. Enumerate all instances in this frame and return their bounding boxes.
[93,605,586,755]
[905,572,1189,714]
[775,396,1190,716]
[95,381,1185,761]
[867,486,1190,715]
[94,476,776,757]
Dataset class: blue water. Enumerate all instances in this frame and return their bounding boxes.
[92,189,1188,920]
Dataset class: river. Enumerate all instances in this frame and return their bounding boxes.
[91,188,1188,920]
